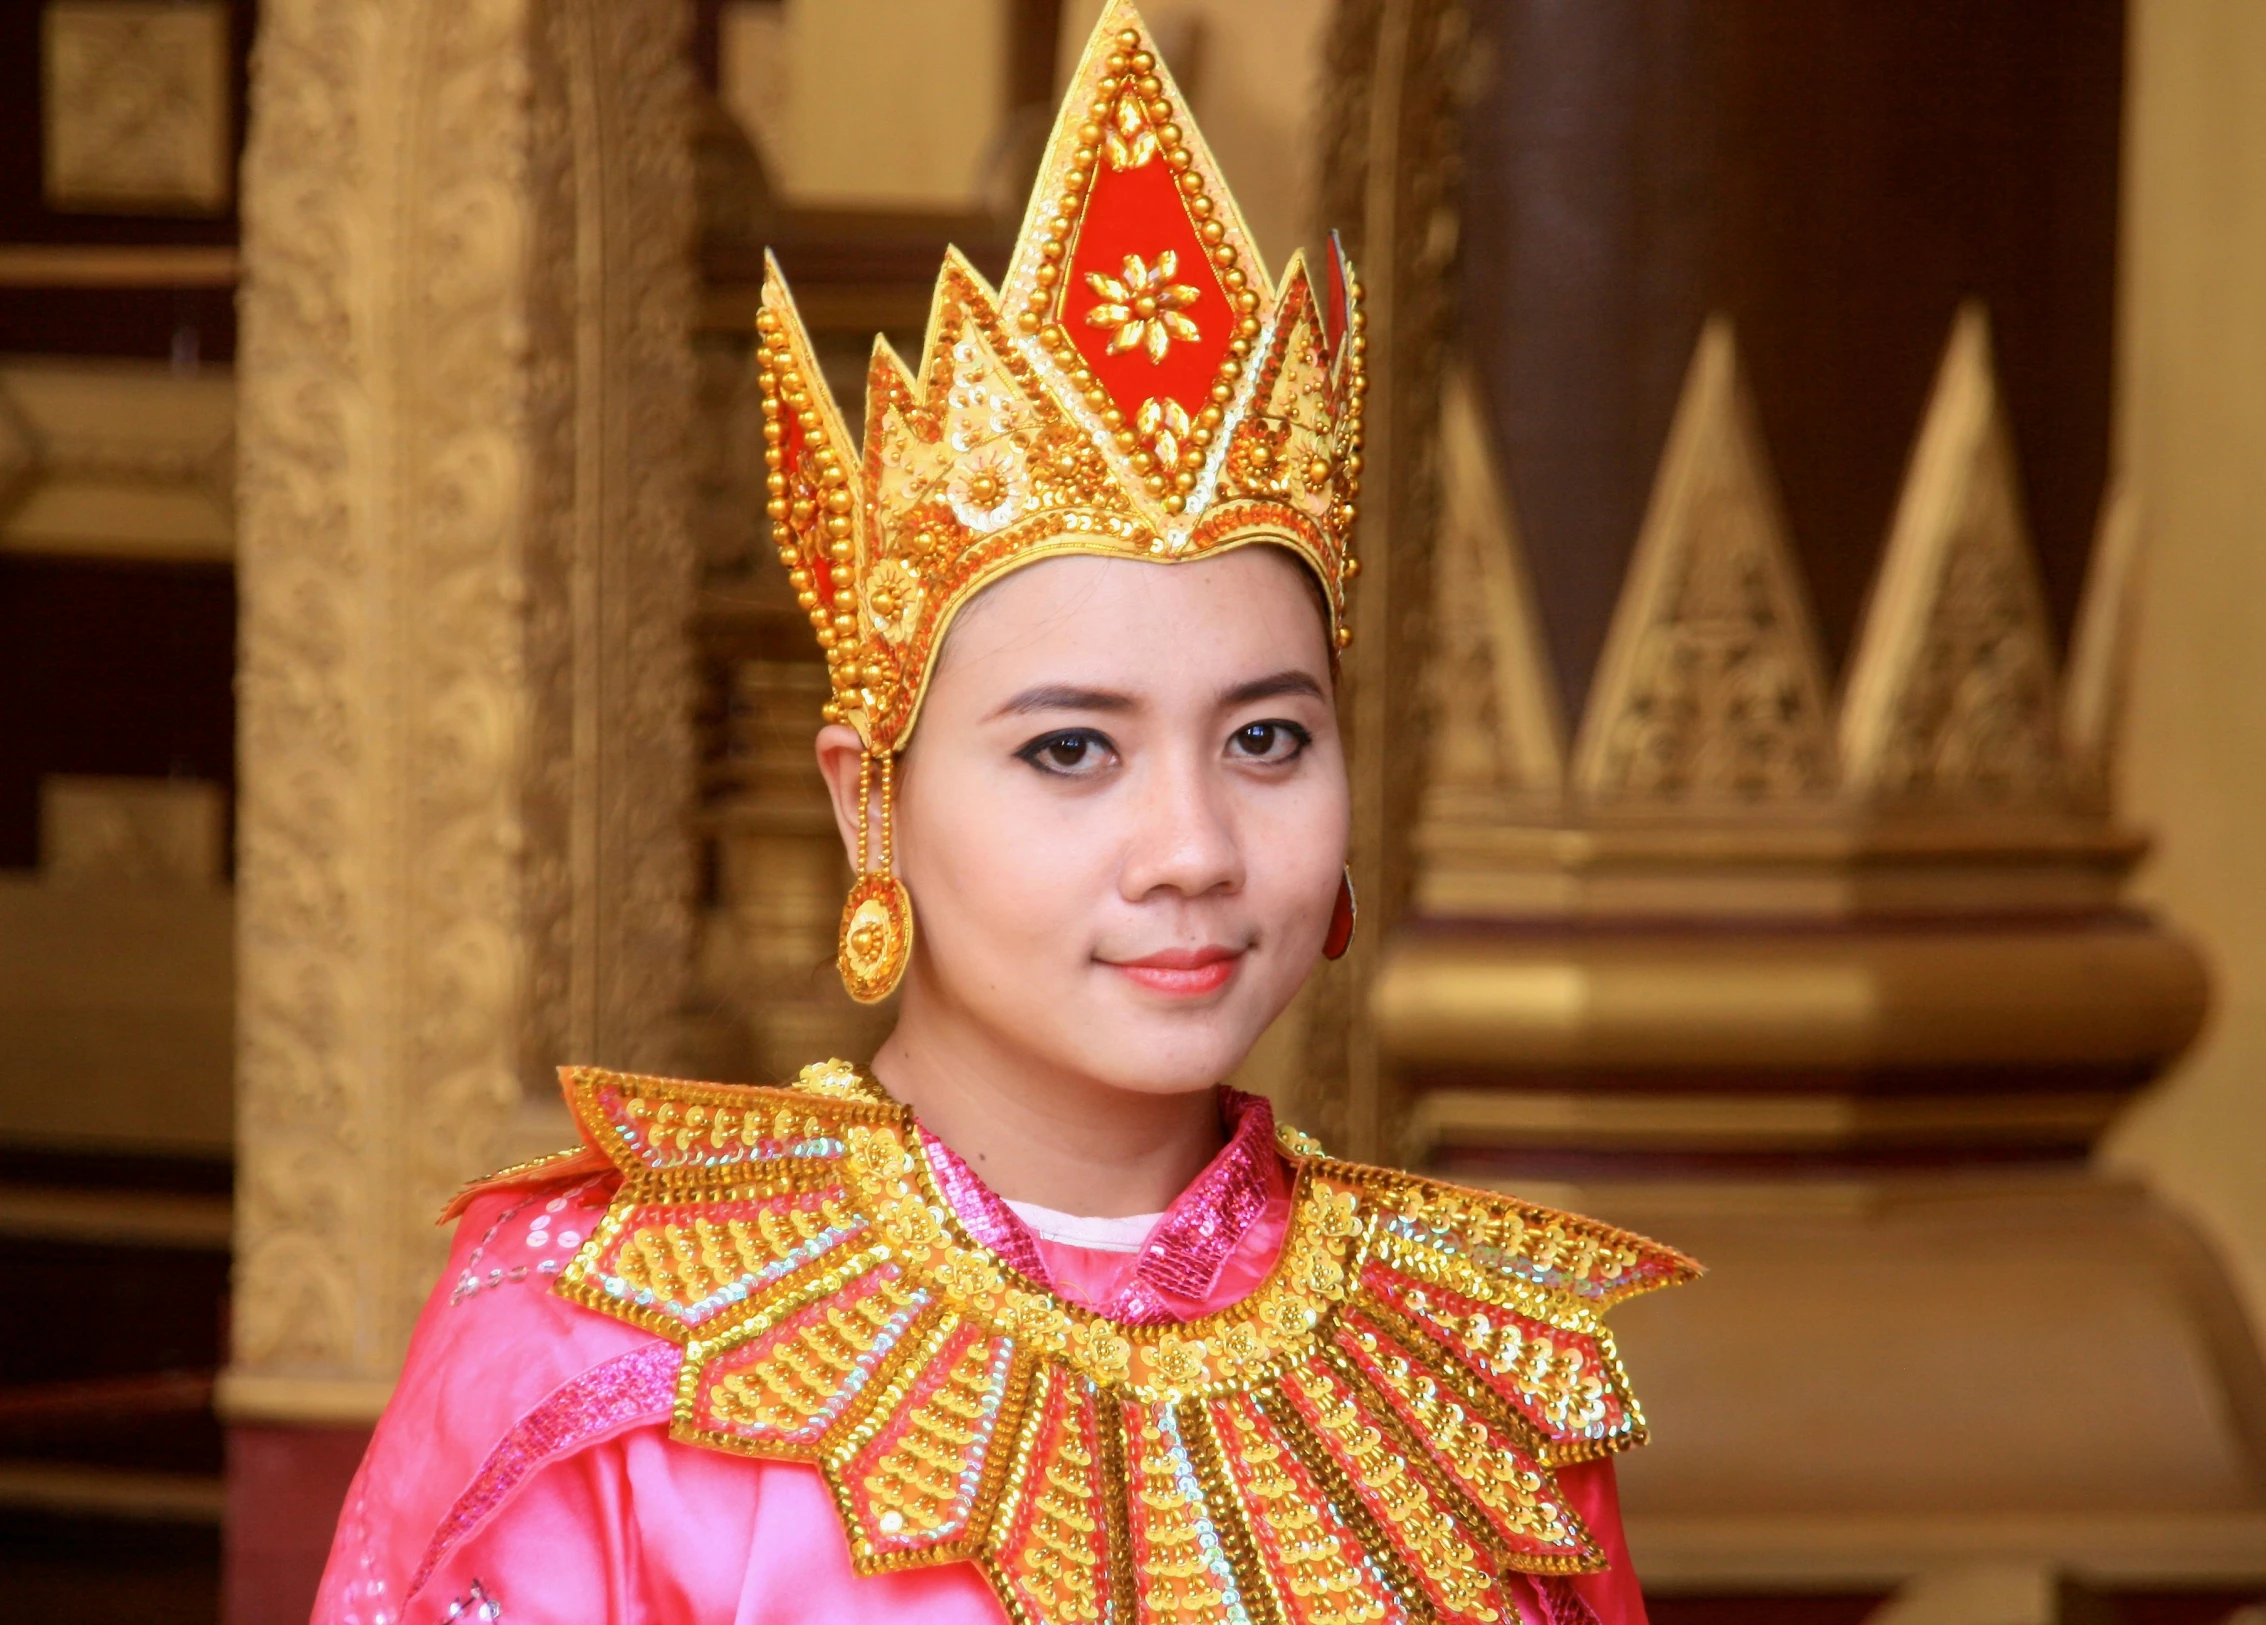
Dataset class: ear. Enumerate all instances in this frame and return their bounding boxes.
[813,723,872,871]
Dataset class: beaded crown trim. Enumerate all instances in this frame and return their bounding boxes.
[547,1063,1697,1625]
[757,0,1366,753]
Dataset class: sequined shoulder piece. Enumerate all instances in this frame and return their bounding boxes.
[554,1062,1697,1625]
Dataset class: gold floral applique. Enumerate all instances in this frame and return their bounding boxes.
[1085,251,1202,363]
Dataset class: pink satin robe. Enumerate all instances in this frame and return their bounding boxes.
[314,1091,1649,1624]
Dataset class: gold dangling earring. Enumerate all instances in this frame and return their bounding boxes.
[837,750,914,1002]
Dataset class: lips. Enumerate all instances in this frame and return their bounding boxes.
[1104,945,1244,998]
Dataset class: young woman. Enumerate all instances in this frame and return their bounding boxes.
[316,7,1692,1622]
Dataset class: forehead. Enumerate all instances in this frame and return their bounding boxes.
[929,546,1332,700]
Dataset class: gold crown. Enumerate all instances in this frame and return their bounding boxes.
[754,0,1367,760]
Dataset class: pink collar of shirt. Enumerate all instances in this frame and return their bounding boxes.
[916,1086,1291,1325]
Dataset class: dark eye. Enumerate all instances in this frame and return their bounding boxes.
[1228,720,1311,763]
[1017,729,1117,777]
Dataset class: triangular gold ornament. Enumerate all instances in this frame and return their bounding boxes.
[2061,480,2142,814]
[1841,303,2065,807]
[1423,365,1566,828]
[1573,317,1836,810]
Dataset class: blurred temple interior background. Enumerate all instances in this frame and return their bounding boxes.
[0,0,2264,1620]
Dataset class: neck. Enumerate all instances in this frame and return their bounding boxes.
[868,985,1225,1219]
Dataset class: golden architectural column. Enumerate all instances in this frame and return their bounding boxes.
[1325,0,2266,1611]
[220,0,697,1461]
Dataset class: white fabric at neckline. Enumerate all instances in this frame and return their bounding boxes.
[1003,1199,1164,1255]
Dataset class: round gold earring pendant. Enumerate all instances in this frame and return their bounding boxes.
[837,872,914,1003]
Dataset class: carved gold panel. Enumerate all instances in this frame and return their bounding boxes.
[42,0,234,215]
[0,359,235,561]
[225,0,698,1426]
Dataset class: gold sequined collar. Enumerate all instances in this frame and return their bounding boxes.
[549,1062,1697,1625]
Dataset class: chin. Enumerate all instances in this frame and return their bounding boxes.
[1081,1046,1245,1098]
[1059,1001,1274,1098]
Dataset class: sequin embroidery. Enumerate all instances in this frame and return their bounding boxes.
[442,1581,502,1621]
[534,1061,1695,1625]
[916,1087,1283,1322]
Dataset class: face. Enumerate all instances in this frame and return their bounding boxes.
[827,545,1348,1099]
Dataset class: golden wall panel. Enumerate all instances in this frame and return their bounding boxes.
[0,876,233,1154]
[42,0,234,214]
[0,360,235,561]
[2112,0,2266,1356]
[41,775,227,886]
[225,0,697,1424]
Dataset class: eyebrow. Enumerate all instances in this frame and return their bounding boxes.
[1222,670,1329,707]
[989,684,1138,720]
[987,669,1328,722]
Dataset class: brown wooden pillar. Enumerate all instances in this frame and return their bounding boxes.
[1460,0,2123,713]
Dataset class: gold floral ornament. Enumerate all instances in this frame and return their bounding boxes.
[1104,89,1159,170]
[1284,416,1337,517]
[943,449,1027,533]
[1137,396,1190,470]
[1085,250,1203,362]
[861,557,925,645]
[545,1063,1698,1625]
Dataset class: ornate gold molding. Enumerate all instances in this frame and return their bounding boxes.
[1380,299,2196,1161]
[1573,318,1836,813]
[227,0,697,1421]
[0,246,240,288]
[1840,304,2065,809]
[1311,0,1470,1160]
[1378,927,2205,1081]
[705,658,889,1078]
[1410,301,2140,924]
[1424,364,1563,827]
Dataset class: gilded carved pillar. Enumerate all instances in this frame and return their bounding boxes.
[223,0,696,1441]
[1305,0,1471,1161]
[1330,0,2266,1605]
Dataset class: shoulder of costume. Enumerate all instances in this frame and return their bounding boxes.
[543,1061,1700,1313]
[440,1144,615,1224]
[435,1059,855,1224]
[1279,1126,1701,1319]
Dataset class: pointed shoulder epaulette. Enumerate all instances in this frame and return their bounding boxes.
[439,1143,613,1224]
[549,1061,1697,1625]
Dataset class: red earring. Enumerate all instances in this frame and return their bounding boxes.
[1323,865,1357,960]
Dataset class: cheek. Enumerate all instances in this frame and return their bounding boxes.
[1249,790,1350,927]
[1245,749,1352,882]
[899,769,1120,957]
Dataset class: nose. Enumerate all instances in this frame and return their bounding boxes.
[1117,739,1245,904]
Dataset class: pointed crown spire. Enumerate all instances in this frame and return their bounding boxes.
[756,0,1366,753]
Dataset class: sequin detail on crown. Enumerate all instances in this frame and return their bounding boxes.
[545,1062,1696,1625]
